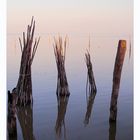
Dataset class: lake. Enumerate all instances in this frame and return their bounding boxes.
[7,34,133,140]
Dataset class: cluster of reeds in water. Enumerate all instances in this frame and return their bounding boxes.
[53,36,70,97]
[8,18,127,139]
[8,17,40,139]
[85,39,97,93]
[16,17,40,106]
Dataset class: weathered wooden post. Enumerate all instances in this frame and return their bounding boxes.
[55,96,69,139]
[53,36,70,97]
[109,40,126,122]
[15,17,40,106]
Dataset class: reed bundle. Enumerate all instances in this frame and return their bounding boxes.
[85,43,97,93]
[16,17,40,106]
[53,36,70,97]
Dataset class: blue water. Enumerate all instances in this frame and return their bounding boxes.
[7,35,133,140]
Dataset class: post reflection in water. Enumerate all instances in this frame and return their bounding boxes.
[84,92,96,126]
[16,105,35,140]
[55,77,69,140]
[109,122,117,140]
[84,75,96,126]
[55,96,69,140]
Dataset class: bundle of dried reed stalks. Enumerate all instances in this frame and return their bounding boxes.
[53,36,70,97]
[16,17,40,106]
[85,40,97,93]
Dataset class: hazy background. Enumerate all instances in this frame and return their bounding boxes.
[7,0,133,36]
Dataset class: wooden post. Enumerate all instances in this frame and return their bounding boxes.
[109,40,126,122]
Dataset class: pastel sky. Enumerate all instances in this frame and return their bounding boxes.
[8,0,133,36]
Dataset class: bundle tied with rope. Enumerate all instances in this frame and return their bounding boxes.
[53,36,70,97]
[16,17,40,106]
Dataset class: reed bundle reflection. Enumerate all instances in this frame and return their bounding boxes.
[55,96,69,140]
[84,89,96,126]
[16,106,35,140]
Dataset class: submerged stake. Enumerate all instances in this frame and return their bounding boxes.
[109,40,126,122]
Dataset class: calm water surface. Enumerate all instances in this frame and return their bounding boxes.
[7,35,133,140]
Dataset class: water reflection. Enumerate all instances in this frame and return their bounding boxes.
[84,93,96,126]
[55,96,69,140]
[16,105,35,140]
[84,78,96,126]
[8,100,35,140]
[109,122,117,140]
